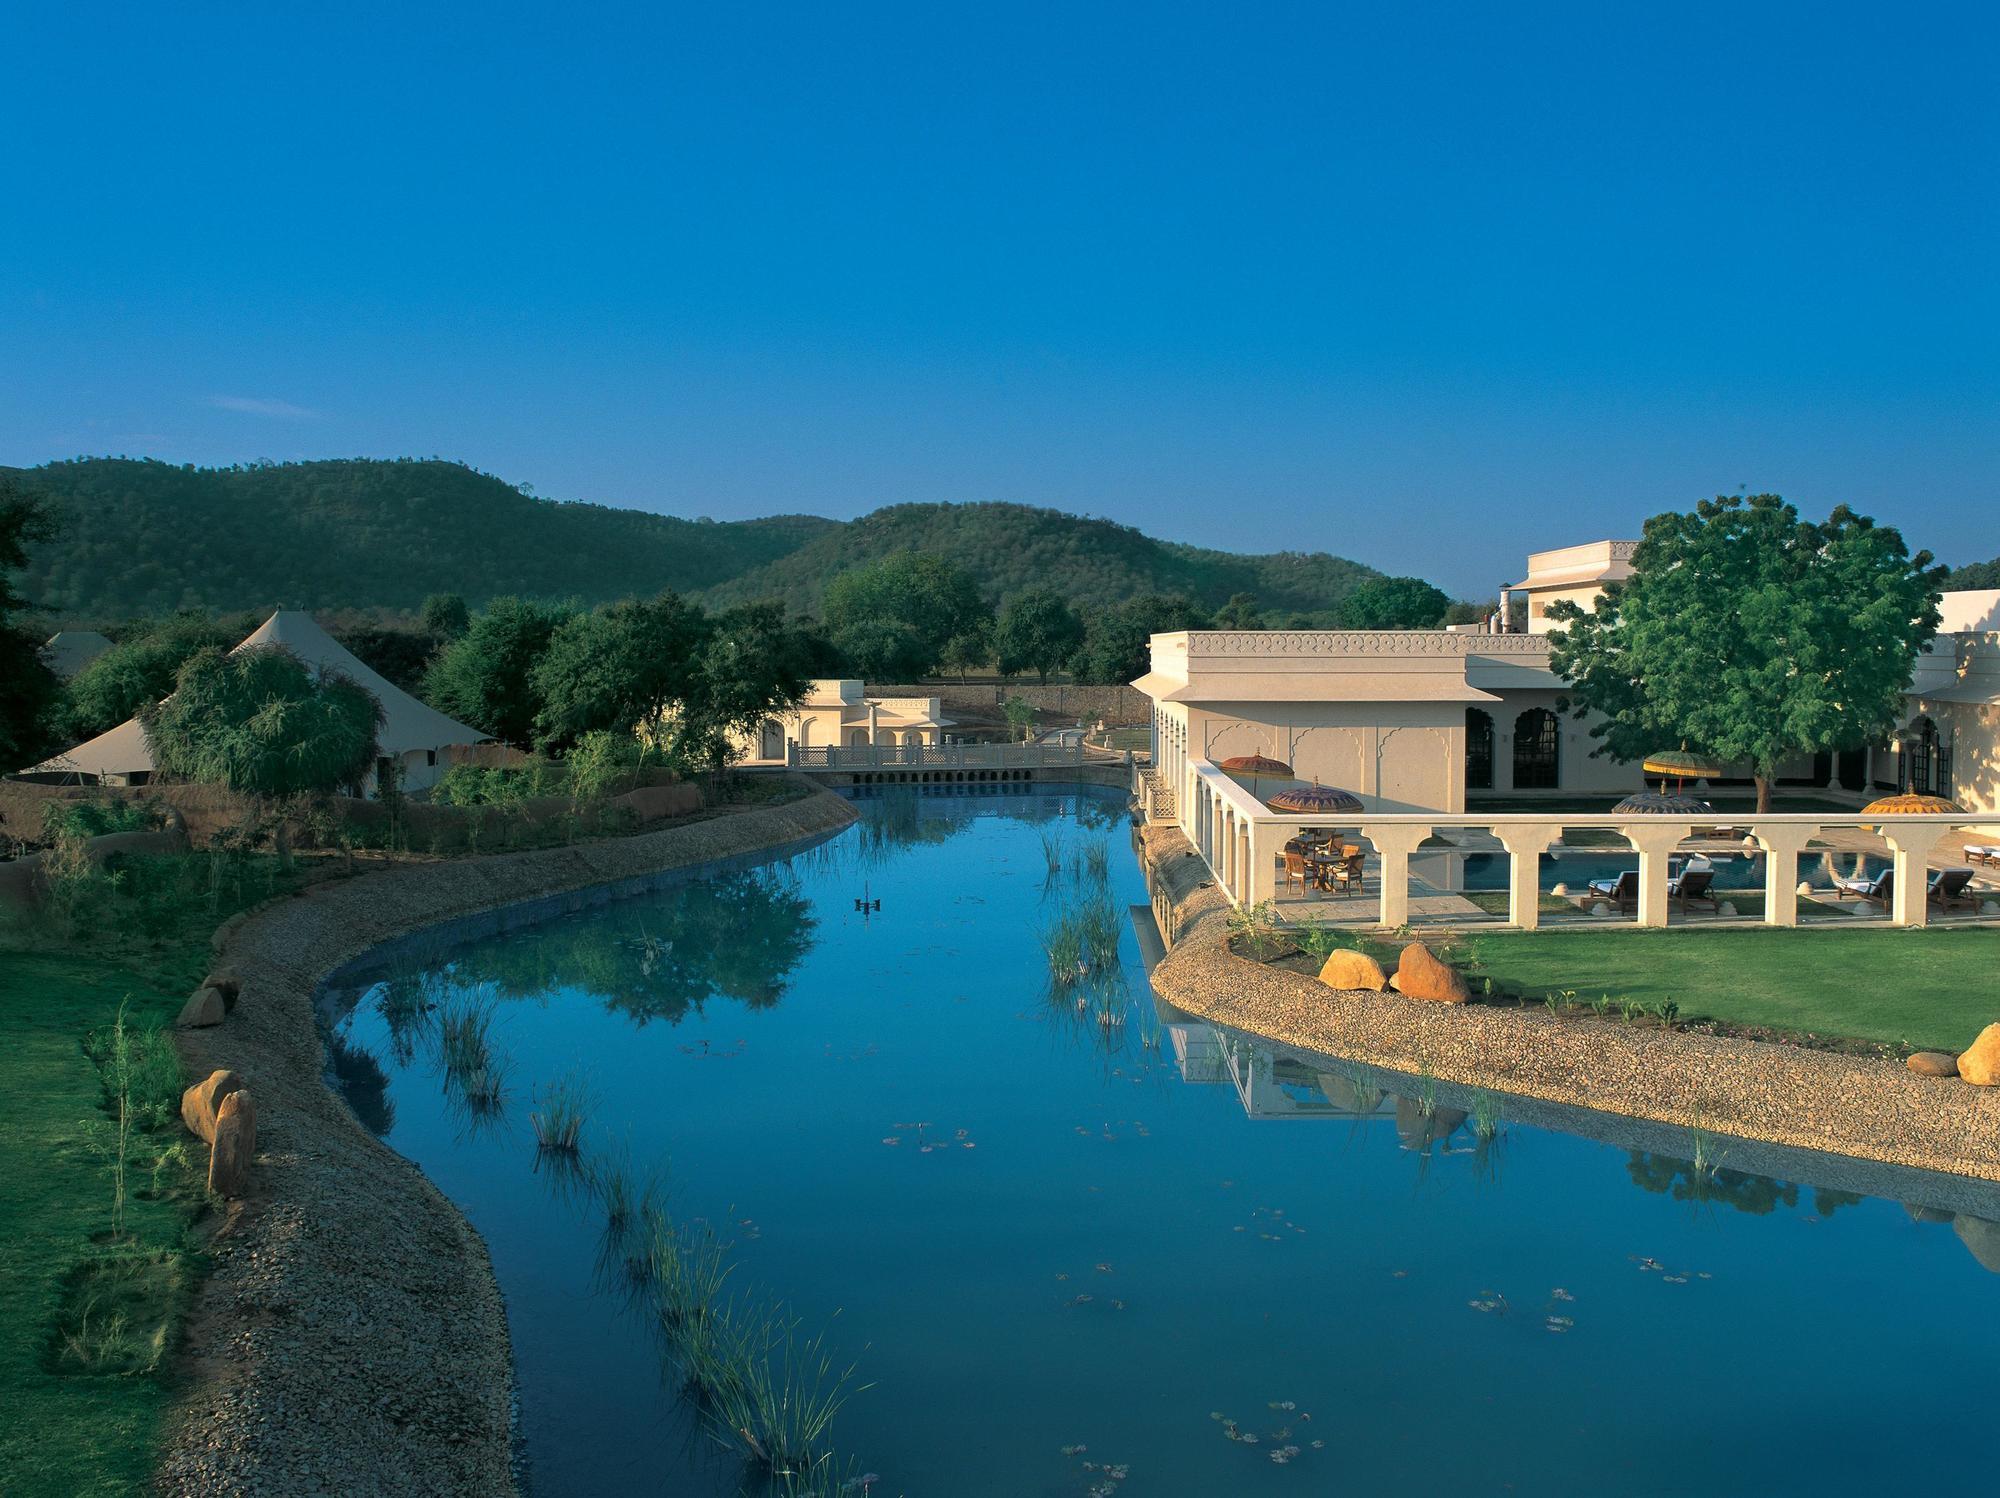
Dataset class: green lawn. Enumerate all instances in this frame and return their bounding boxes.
[1451,925,2000,1051]
[0,945,208,1496]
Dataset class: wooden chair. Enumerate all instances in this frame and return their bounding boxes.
[1836,868,1893,904]
[1282,849,1314,897]
[1586,870,1639,911]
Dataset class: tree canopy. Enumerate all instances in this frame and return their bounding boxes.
[531,593,708,750]
[422,596,573,746]
[822,551,991,680]
[64,609,236,738]
[1547,495,1944,810]
[1073,594,1211,685]
[143,645,384,796]
[995,587,1085,684]
[1944,556,2000,591]
[1336,575,1452,629]
[0,478,62,769]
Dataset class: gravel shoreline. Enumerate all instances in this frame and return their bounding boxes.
[159,785,858,1497]
[1139,825,2000,1186]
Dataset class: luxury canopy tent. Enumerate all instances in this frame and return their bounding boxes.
[17,611,491,794]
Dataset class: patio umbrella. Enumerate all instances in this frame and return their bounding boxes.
[1217,753,1293,784]
[1266,780,1363,815]
[1640,747,1722,793]
[1612,790,1715,815]
[1859,792,1963,816]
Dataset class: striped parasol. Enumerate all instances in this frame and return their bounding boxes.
[1266,780,1363,815]
[1640,748,1723,779]
[1613,790,1715,815]
[1859,792,1963,816]
[1217,753,1293,783]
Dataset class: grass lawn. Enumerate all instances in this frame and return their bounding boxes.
[0,944,209,1496]
[1451,924,2000,1052]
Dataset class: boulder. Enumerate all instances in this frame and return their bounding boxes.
[1317,949,1389,991]
[1905,1051,1960,1079]
[176,986,226,1029]
[1954,1214,2000,1274]
[202,972,241,1008]
[181,1069,245,1143]
[1387,943,1471,1004]
[208,1090,256,1197]
[1956,1024,2000,1087]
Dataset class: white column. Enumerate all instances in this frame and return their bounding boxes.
[1236,819,1252,905]
[1360,824,1432,930]
[1248,820,1277,906]
[1622,822,1693,928]
[1882,823,1948,928]
[1490,823,1558,930]
[1751,823,1817,927]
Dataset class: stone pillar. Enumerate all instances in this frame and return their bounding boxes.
[1621,822,1693,928]
[1750,823,1818,927]
[1360,824,1432,930]
[1248,821,1276,907]
[1490,823,1558,930]
[1237,819,1252,905]
[1881,823,1949,928]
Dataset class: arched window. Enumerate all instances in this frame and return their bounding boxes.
[1902,716,1942,796]
[1465,709,1494,790]
[1512,708,1561,789]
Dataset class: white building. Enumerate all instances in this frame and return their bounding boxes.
[732,679,954,764]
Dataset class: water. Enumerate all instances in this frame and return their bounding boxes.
[319,786,2000,1497]
[1449,848,1891,894]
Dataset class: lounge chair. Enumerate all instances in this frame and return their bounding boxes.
[1966,845,2000,869]
[1835,869,1893,903]
[1670,867,1719,912]
[1930,867,1977,911]
[1586,870,1639,909]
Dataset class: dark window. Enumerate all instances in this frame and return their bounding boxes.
[1512,708,1561,789]
[1465,709,1494,790]
[1904,717,1938,795]
[426,749,437,767]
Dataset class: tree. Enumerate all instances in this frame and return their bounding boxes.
[822,551,990,681]
[1211,592,1262,629]
[421,592,471,642]
[1074,594,1210,685]
[1337,576,1452,629]
[1945,556,2000,591]
[995,588,1085,684]
[1547,495,1944,812]
[0,478,63,770]
[422,596,571,746]
[143,645,383,795]
[531,592,708,749]
[669,602,817,776]
[64,609,233,738]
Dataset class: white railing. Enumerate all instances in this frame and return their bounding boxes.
[789,741,1086,771]
[1177,755,1990,931]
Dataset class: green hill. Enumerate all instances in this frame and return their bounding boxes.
[10,457,1384,621]
[10,458,834,619]
[702,501,1379,615]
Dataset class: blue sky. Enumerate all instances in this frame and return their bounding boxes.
[4,2,1993,596]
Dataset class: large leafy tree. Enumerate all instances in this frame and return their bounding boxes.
[1074,594,1209,685]
[0,478,63,769]
[420,591,471,641]
[531,592,708,749]
[143,645,384,795]
[64,610,234,737]
[423,596,572,746]
[1548,495,1944,811]
[995,587,1085,684]
[1336,575,1452,629]
[670,602,817,775]
[822,551,990,681]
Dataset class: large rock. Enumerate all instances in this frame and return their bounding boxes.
[1317,949,1389,991]
[1906,1051,1960,1079]
[208,1090,256,1197]
[1954,1214,2000,1274]
[176,986,226,1029]
[201,972,241,1008]
[1957,1024,2000,1087]
[181,1069,244,1143]
[1387,943,1471,1004]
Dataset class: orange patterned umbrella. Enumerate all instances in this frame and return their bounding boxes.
[1859,792,1962,815]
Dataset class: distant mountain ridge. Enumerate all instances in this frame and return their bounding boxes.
[10,456,1385,621]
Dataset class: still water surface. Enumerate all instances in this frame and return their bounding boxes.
[319,787,1999,1497]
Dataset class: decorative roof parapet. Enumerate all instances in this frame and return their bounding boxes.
[1180,630,1554,657]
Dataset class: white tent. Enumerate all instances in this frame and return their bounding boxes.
[20,610,491,792]
[41,630,113,679]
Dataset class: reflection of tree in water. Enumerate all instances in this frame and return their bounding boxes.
[851,786,968,866]
[450,869,819,1026]
[326,1028,396,1136]
[1625,1152,1865,1218]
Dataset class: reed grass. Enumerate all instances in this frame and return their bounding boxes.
[531,1069,590,1156]
[1470,1090,1502,1140]
[437,990,508,1110]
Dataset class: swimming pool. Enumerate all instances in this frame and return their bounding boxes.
[318,786,1998,1495]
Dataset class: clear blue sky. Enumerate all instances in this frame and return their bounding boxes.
[4,2,1993,596]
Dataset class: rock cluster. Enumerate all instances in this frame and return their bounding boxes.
[181,1069,244,1141]
[1959,1024,2000,1087]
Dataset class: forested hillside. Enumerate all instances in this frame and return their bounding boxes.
[701,501,1379,615]
[11,458,1384,621]
[10,458,834,617]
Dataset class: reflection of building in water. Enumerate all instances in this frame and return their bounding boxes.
[1216,1031,1386,1119]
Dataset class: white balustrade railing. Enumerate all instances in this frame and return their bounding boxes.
[789,740,1087,771]
[1178,756,1988,931]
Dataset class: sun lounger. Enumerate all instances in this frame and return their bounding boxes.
[1586,870,1639,909]
[1835,869,1893,903]
[1930,867,1977,910]
[1966,845,2000,869]
[1669,867,1719,912]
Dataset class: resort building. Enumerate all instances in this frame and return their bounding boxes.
[731,679,954,764]
[1502,539,1637,633]
[18,610,490,795]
